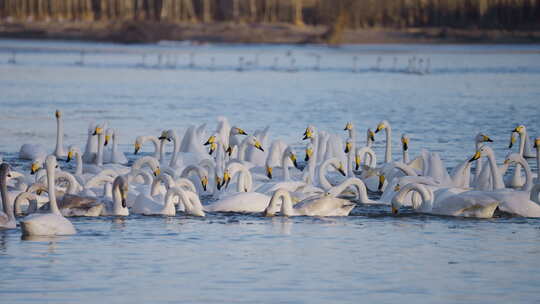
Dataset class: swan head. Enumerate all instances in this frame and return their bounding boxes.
[209,142,217,155]
[104,129,113,146]
[512,125,526,134]
[378,175,385,191]
[367,129,375,142]
[114,176,129,208]
[153,167,161,177]
[534,137,540,149]
[344,122,353,131]
[30,158,44,175]
[201,175,208,192]
[92,125,103,136]
[55,110,61,119]
[223,170,232,189]
[204,135,216,146]
[0,163,12,180]
[305,144,313,162]
[469,145,492,162]
[226,146,233,156]
[345,139,353,154]
[247,136,264,152]
[45,155,58,171]
[509,132,517,149]
[401,134,409,151]
[66,145,80,162]
[475,133,493,144]
[375,120,389,134]
[231,127,247,136]
[355,154,361,171]
[215,174,223,190]
[266,166,273,179]
[303,126,315,140]
[158,130,170,142]
[286,149,299,169]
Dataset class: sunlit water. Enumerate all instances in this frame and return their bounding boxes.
[0,39,540,303]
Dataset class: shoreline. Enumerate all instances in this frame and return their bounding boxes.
[1,21,540,45]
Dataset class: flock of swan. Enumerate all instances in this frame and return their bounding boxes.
[1,110,539,237]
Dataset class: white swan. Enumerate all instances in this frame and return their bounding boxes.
[469,146,540,217]
[133,186,186,216]
[264,189,355,217]
[132,173,176,215]
[134,135,162,160]
[19,143,47,162]
[328,177,379,204]
[390,182,499,218]
[82,122,98,163]
[20,155,77,236]
[100,176,129,216]
[0,163,16,229]
[53,110,67,158]
[103,128,128,165]
[375,120,393,163]
[510,124,536,158]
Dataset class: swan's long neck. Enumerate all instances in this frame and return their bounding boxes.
[75,150,83,176]
[55,116,65,157]
[281,151,291,182]
[318,158,335,190]
[0,172,14,221]
[112,180,124,214]
[347,142,356,176]
[474,141,483,180]
[486,151,505,190]
[311,132,319,165]
[402,148,409,164]
[384,126,392,163]
[519,131,526,155]
[265,189,294,216]
[96,132,104,167]
[407,183,432,212]
[536,145,539,179]
[332,178,369,204]
[450,158,471,188]
[163,188,178,211]
[517,158,533,192]
[47,164,60,215]
[238,140,248,161]
[112,134,119,160]
[170,133,180,167]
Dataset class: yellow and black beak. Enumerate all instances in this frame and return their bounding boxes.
[93,127,102,136]
[345,142,352,154]
[534,140,539,149]
[509,134,516,149]
[201,176,208,192]
[369,130,375,142]
[223,171,231,189]
[303,128,313,140]
[394,184,401,192]
[254,140,264,152]
[215,175,222,191]
[503,158,510,166]
[378,175,385,191]
[237,128,247,135]
[469,151,481,162]
[290,154,299,169]
[391,206,398,214]
[305,147,313,162]
[153,167,161,177]
[104,135,110,146]
[344,122,352,131]
[209,142,217,155]
[401,138,409,151]
[67,151,73,162]
[226,146,233,157]
[30,163,40,175]
[204,135,216,146]
[337,164,346,176]
[121,191,128,208]
[55,110,61,119]
[266,166,273,179]
[134,143,141,154]
[355,155,361,171]
[483,135,493,143]
[375,123,385,134]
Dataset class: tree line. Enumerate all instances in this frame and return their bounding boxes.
[1,0,539,30]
